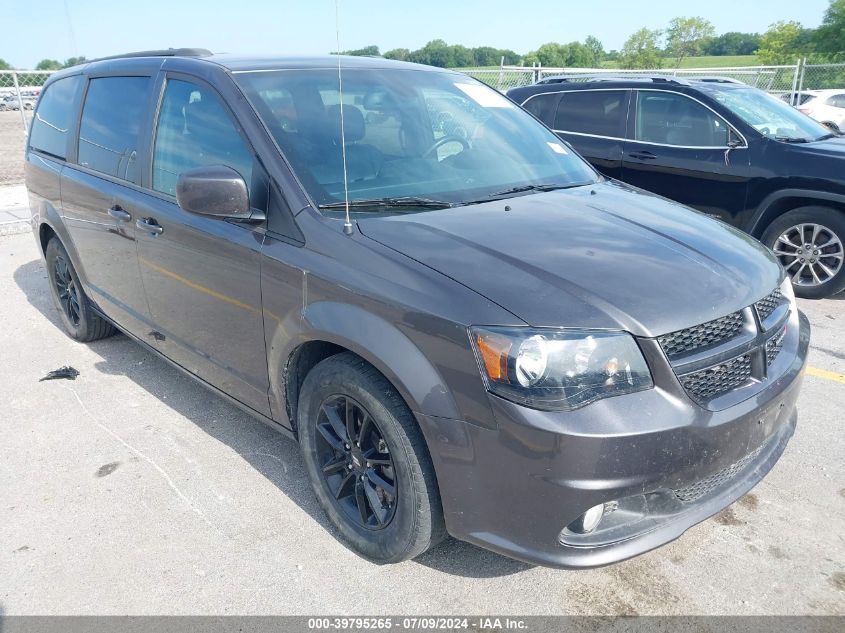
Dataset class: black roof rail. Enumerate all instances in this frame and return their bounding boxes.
[535,74,689,86]
[690,76,745,84]
[88,48,213,63]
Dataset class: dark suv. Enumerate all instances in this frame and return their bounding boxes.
[508,76,845,298]
[26,51,809,568]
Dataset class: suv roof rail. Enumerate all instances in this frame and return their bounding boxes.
[691,76,745,84]
[535,74,689,86]
[88,48,213,63]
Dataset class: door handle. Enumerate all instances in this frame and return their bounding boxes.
[628,151,658,160]
[136,218,164,235]
[108,205,131,222]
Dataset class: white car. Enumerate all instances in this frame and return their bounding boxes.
[790,89,845,131]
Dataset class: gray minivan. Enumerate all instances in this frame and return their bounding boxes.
[26,50,809,568]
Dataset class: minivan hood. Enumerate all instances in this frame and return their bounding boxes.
[358,181,781,337]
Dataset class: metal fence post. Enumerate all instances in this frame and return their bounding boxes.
[797,57,806,97]
[789,60,800,105]
[11,71,28,134]
[497,56,505,91]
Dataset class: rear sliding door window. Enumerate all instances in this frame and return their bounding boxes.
[553,90,627,137]
[29,75,82,160]
[77,76,151,181]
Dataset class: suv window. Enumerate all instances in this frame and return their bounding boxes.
[553,90,627,137]
[78,77,151,180]
[522,93,558,124]
[153,79,253,196]
[29,75,82,160]
[635,91,729,147]
[829,94,845,109]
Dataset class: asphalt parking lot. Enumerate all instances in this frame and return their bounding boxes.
[0,227,843,616]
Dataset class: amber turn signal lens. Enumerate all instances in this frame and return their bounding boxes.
[475,331,512,382]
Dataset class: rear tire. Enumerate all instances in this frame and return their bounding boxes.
[45,238,116,342]
[761,206,845,299]
[298,352,446,563]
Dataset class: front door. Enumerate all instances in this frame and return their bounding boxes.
[133,75,271,416]
[621,90,751,224]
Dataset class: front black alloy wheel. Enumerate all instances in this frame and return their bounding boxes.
[298,353,445,563]
[45,238,115,342]
[315,395,397,530]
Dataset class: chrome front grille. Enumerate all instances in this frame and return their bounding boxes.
[679,354,753,405]
[659,285,791,408]
[673,444,764,502]
[658,312,744,359]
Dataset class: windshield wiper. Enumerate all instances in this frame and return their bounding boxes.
[775,135,810,143]
[318,196,455,211]
[464,183,586,204]
[815,133,837,141]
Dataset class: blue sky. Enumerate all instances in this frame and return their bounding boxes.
[2,0,833,69]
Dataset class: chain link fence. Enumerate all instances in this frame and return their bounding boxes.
[1,71,52,185]
[461,61,845,98]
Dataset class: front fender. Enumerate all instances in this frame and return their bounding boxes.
[268,300,462,427]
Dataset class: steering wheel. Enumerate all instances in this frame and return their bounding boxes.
[424,135,470,159]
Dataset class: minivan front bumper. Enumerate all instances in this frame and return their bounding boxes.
[416,311,810,568]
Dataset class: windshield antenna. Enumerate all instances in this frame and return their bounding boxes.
[335,0,353,235]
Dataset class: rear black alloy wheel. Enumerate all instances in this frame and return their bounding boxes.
[315,395,397,530]
[45,238,115,342]
[53,255,81,327]
[298,352,445,563]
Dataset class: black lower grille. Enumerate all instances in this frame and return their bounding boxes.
[679,354,752,405]
[755,288,785,323]
[766,327,787,365]
[673,444,764,502]
[658,311,744,359]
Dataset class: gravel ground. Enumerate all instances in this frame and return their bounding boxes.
[0,229,843,616]
[0,110,29,185]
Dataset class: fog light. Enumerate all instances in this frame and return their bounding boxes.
[567,503,605,534]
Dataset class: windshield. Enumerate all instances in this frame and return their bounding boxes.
[705,86,830,142]
[235,68,598,212]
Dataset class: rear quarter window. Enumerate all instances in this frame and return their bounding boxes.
[521,93,558,124]
[553,90,628,137]
[78,76,152,181]
[29,75,82,160]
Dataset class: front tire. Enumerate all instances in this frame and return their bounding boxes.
[45,238,116,342]
[762,206,845,299]
[298,353,445,563]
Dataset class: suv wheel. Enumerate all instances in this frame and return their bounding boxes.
[45,238,116,341]
[298,352,445,563]
[762,206,845,299]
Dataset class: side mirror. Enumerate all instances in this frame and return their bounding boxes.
[176,165,251,219]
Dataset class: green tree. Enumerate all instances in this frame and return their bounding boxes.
[63,56,88,68]
[757,21,812,64]
[36,59,63,70]
[584,36,605,66]
[701,32,761,56]
[409,40,453,67]
[383,48,410,62]
[334,45,380,57]
[620,28,663,69]
[814,0,845,60]
[666,16,716,66]
[0,58,10,70]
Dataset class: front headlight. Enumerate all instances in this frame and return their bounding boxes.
[470,326,653,411]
